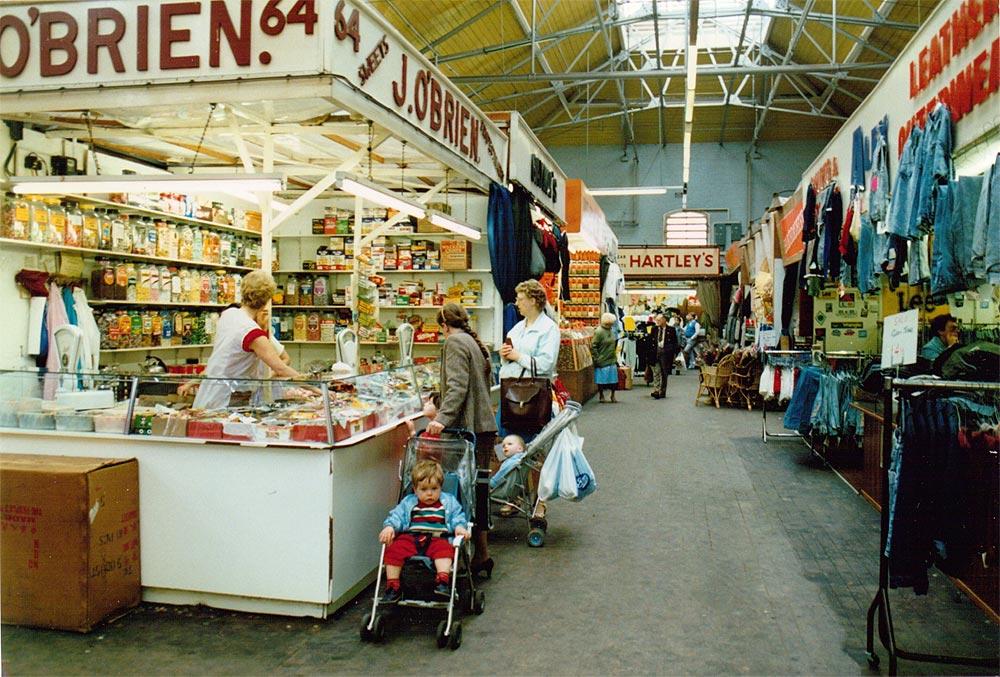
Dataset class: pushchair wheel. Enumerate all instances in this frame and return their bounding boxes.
[448,621,463,650]
[360,613,373,642]
[361,612,385,643]
[435,621,448,649]
[472,590,486,615]
[527,527,546,548]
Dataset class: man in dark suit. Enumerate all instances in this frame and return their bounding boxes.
[651,313,680,398]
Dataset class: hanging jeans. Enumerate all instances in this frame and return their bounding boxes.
[857,214,879,294]
[886,127,924,239]
[783,366,821,433]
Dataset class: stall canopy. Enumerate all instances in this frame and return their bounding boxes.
[0,0,510,219]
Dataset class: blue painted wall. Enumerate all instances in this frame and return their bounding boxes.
[548,140,826,245]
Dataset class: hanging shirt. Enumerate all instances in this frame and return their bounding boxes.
[193,307,269,410]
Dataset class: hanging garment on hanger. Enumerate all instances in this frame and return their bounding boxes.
[487,183,517,304]
[915,103,954,232]
[72,288,101,373]
[779,366,796,402]
[43,282,71,399]
[971,153,1000,285]
[886,126,925,239]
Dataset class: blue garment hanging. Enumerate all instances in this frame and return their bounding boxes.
[487,182,517,304]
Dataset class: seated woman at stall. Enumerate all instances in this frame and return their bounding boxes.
[920,313,960,362]
[184,271,302,409]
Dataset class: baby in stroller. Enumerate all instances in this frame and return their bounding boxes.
[379,459,470,603]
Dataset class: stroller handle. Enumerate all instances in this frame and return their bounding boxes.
[413,427,477,447]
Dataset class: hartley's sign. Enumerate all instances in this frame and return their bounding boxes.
[618,246,720,279]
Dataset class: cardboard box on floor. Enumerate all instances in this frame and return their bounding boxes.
[1,454,140,632]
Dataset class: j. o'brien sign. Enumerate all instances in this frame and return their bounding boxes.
[618,246,720,279]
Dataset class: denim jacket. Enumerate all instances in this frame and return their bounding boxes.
[869,132,891,226]
[915,104,954,233]
[971,153,1000,284]
[383,492,468,534]
[886,126,923,238]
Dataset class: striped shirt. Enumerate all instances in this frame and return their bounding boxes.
[409,501,448,535]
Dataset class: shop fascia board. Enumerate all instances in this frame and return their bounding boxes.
[1,0,508,187]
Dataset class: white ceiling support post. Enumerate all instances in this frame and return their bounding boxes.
[682,0,700,210]
[261,131,275,273]
[268,134,389,233]
[358,179,447,249]
[228,111,258,175]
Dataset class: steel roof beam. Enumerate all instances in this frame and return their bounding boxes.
[421,0,505,55]
[751,0,816,150]
[592,0,637,154]
[449,60,891,84]
[506,0,573,120]
[752,7,916,30]
[718,0,753,145]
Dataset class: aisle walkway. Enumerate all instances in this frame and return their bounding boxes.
[3,374,997,675]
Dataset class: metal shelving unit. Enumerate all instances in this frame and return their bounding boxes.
[63,194,262,238]
[0,238,257,273]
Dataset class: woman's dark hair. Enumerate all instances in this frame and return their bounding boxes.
[438,303,491,378]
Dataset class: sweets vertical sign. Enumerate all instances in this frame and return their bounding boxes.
[324,0,507,186]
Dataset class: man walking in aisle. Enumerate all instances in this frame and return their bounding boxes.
[682,313,704,369]
[651,314,679,399]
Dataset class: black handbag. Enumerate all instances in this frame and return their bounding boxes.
[500,357,550,434]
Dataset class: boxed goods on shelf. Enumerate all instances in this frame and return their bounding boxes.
[0,454,140,632]
[440,240,471,270]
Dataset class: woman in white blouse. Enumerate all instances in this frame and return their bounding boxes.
[499,278,560,421]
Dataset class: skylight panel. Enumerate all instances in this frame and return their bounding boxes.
[618,0,776,52]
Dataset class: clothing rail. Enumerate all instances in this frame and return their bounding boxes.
[760,350,812,443]
[760,349,868,496]
[865,376,1000,675]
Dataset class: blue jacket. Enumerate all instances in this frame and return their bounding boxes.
[886,126,924,238]
[383,492,468,534]
[916,104,953,231]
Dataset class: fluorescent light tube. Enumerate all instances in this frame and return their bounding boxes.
[427,210,481,240]
[10,173,284,194]
[334,172,425,219]
[589,186,669,196]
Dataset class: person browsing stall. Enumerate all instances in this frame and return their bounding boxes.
[425,302,498,579]
[592,312,620,403]
[499,279,560,392]
[188,271,301,409]
[920,313,960,362]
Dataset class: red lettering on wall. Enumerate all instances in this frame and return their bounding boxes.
[443,92,455,145]
[972,50,990,103]
[160,2,200,70]
[429,77,442,132]
[87,8,126,75]
[40,11,79,77]
[136,4,149,71]
[459,107,470,155]
[991,37,1000,93]
[412,67,428,119]
[469,117,479,162]
[0,15,30,78]
[209,0,251,68]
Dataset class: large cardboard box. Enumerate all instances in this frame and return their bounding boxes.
[440,240,471,270]
[1,454,140,632]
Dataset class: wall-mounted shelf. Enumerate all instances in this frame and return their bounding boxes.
[379,305,491,310]
[359,341,442,347]
[101,344,212,353]
[89,300,229,309]
[272,269,491,275]
[274,232,460,240]
[0,238,257,273]
[281,340,338,345]
[63,194,262,238]
[272,305,349,310]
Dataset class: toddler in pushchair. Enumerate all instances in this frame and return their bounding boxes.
[490,400,581,547]
[360,429,485,650]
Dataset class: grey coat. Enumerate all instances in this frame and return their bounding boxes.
[436,331,498,435]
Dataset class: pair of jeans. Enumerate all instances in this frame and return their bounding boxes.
[930,176,982,297]
[783,366,821,433]
[851,125,867,189]
[886,126,924,238]
[857,214,879,294]
[907,234,930,285]
[971,153,1000,284]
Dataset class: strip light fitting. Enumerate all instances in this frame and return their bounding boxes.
[334,172,425,219]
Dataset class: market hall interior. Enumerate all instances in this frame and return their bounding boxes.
[2,374,996,675]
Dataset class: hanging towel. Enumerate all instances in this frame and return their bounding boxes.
[26,297,47,355]
[43,283,71,399]
[72,288,102,373]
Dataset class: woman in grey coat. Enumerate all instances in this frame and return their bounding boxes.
[426,303,499,578]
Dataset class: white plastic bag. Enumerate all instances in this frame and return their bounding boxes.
[569,443,597,501]
[538,425,584,501]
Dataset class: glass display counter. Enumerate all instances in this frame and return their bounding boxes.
[0,366,423,618]
[0,365,423,447]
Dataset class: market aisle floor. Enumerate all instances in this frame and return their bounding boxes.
[3,374,997,675]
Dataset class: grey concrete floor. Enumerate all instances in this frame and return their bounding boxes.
[2,373,998,675]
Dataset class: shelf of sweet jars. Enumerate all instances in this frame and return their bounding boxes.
[61,194,262,238]
[101,344,214,353]
[272,305,349,310]
[89,300,229,309]
[0,238,258,273]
